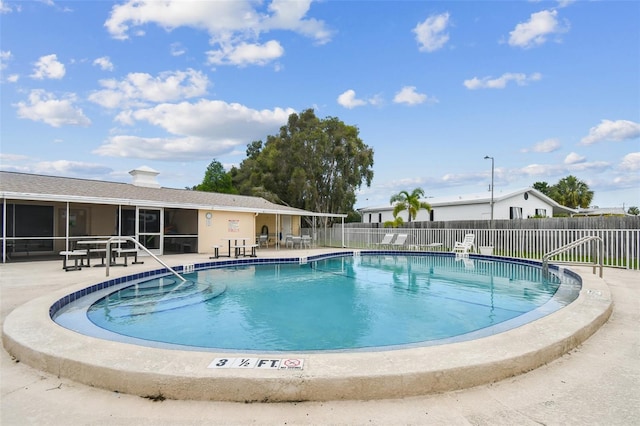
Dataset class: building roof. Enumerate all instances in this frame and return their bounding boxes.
[358,188,576,216]
[574,207,629,217]
[0,171,343,218]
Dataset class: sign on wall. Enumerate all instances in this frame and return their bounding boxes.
[228,219,240,232]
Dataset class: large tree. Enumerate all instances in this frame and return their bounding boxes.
[389,188,431,223]
[532,181,552,196]
[194,159,236,194]
[231,109,374,224]
[549,175,593,209]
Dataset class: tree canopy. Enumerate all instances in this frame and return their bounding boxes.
[193,159,236,194]
[230,109,374,223]
[533,175,594,209]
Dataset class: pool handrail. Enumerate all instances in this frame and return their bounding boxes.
[105,236,186,282]
[542,235,603,278]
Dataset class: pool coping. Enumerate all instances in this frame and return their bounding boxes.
[2,252,613,402]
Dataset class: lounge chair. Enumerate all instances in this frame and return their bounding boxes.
[390,233,408,249]
[375,233,395,249]
[453,234,475,255]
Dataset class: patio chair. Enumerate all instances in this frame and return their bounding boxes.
[284,234,295,248]
[258,234,269,248]
[390,234,408,249]
[453,234,475,255]
[375,233,395,249]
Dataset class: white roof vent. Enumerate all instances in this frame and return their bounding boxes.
[129,166,160,188]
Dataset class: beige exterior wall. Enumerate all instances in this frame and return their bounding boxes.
[197,210,256,255]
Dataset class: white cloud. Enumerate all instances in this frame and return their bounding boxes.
[508,9,569,48]
[15,89,91,127]
[1,0,18,13]
[88,69,209,109]
[337,89,367,109]
[521,138,561,153]
[620,152,640,171]
[393,86,437,106]
[580,119,640,145]
[207,40,284,67]
[32,160,113,176]
[464,72,542,90]
[413,12,450,52]
[93,56,114,71]
[170,42,186,57]
[104,0,332,67]
[95,100,295,160]
[0,50,11,70]
[31,54,65,80]
[564,152,585,164]
[6,74,19,82]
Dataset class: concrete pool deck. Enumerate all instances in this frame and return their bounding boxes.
[1,250,639,424]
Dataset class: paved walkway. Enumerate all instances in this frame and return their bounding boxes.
[1,252,638,425]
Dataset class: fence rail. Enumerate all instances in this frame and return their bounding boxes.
[318,227,640,270]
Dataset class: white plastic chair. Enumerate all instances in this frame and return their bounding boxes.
[375,234,395,248]
[453,234,475,255]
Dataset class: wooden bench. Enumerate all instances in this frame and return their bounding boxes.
[59,250,87,271]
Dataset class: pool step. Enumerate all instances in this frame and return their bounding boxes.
[89,279,226,317]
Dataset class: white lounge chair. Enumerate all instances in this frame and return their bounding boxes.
[453,234,475,255]
[375,233,395,248]
[391,234,408,249]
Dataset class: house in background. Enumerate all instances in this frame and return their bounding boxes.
[1,168,344,262]
[573,207,630,217]
[358,188,576,224]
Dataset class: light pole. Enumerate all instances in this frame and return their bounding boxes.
[484,156,494,223]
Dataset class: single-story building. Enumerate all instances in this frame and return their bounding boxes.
[358,188,576,224]
[574,207,630,217]
[1,168,345,262]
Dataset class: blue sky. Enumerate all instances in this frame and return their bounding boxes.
[1,0,639,210]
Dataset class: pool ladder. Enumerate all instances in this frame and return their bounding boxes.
[542,236,604,278]
[105,236,187,282]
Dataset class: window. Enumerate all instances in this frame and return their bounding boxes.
[510,207,523,219]
[4,204,54,252]
[535,208,547,217]
[368,214,372,223]
[430,210,434,222]
[378,213,382,223]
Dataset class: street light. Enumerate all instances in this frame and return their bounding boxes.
[484,156,494,222]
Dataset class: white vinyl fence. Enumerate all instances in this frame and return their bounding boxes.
[316,227,640,270]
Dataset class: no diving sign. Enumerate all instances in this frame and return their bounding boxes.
[208,357,304,370]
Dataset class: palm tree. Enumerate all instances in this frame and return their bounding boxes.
[549,175,594,209]
[383,216,404,228]
[389,188,432,222]
[628,206,639,216]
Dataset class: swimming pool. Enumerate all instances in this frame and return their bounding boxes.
[53,253,580,352]
[4,250,612,402]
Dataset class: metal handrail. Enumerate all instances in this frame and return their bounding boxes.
[105,236,186,282]
[542,235,604,278]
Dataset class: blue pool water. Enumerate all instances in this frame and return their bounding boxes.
[64,254,580,352]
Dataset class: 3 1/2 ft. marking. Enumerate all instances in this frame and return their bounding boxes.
[208,358,304,370]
